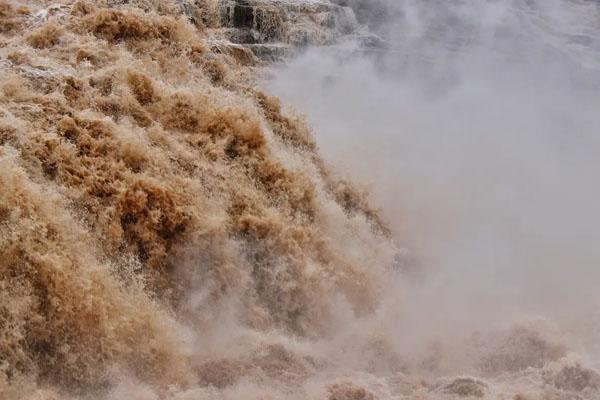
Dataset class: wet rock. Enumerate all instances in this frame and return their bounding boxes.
[331,0,397,31]
[219,0,284,43]
[195,359,248,388]
[218,0,360,46]
[353,33,388,49]
[440,377,488,398]
[209,39,259,65]
[186,0,387,61]
[328,382,375,400]
[479,324,567,375]
[545,362,600,392]
[247,43,292,61]
[176,0,220,28]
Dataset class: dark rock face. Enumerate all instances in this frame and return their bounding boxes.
[231,1,255,28]
[216,0,369,60]
[219,0,360,43]
[177,0,386,61]
[441,377,489,398]
[220,0,286,43]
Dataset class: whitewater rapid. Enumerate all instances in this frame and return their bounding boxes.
[1,0,600,399]
[267,0,600,396]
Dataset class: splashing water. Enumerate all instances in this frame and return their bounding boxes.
[267,0,600,397]
[1,0,599,399]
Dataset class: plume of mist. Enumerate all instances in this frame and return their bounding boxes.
[267,0,600,363]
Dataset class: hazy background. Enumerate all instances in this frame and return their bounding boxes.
[267,0,600,363]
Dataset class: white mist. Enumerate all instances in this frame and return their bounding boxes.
[267,0,600,364]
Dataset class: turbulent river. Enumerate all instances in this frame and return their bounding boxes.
[1,0,600,399]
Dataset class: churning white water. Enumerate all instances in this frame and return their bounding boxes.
[2,0,600,398]
[267,0,600,391]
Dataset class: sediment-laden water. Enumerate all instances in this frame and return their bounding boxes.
[1,1,599,399]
